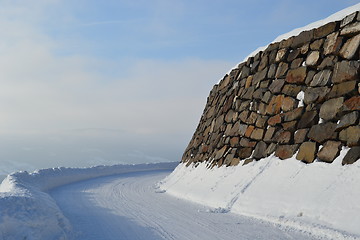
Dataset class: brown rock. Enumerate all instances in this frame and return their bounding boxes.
[344,96,360,110]
[242,86,256,100]
[238,147,253,159]
[340,12,358,28]
[305,71,316,85]
[269,79,285,93]
[266,143,277,156]
[214,114,225,132]
[246,112,259,125]
[253,67,268,86]
[300,43,310,54]
[294,129,309,143]
[339,34,360,59]
[339,126,360,146]
[296,142,317,163]
[214,146,228,160]
[225,110,235,123]
[253,141,268,159]
[340,21,360,36]
[266,95,285,115]
[244,125,255,138]
[258,103,268,115]
[245,76,253,88]
[255,116,268,128]
[268,114,282,126]
[264,127,276,142]
[281,97,297,112]
[291,58,304,69]
[282,121,297,131]
[304,87,330,104]
[275,144,299,160]
[239,110,249,123]
[283,107,304,122]
[258,54,269,71]
[265,42,280,52]
[319,97,344,121]
[280,37,294,48]
[253,88,266,100]
[306,51,320,66]
[298,111,319,129]
[236,100,251,112]
[218,75,230,90]
[230,137,240,147]
[282,84,303,97]
[275,62,289,78]
[310,70,332,87]
[274,130,292,144]
[260,80,270,88]
[250,128,264,140]
[224,149,236,166]
[327,80,357,99]
[286,67,307,84]
[318,56,337,70]
[262,91,272,103]
[240,66,250,79]
[243,158,255,166]
[310,39,324,50]
[323,32,343,55]
[308,122,337,143]
[287,48,300,62]
[342,146,360,165]
[275,49,287,62]
[292,30,314,47]
[314,22,337,39]
[230,158,241,166]
[336,111,359,131]
[239,138,256,148]
[317,141,342,163]
[268,64,277,78]
[332,61,359,84]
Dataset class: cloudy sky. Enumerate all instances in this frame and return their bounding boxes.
[0,0,358,174]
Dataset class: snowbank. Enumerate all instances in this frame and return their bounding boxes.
[159,149,360,240]
[0,162,177,240]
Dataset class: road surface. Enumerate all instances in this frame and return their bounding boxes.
[50,169,317,240]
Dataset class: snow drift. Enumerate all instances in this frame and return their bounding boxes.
[159,149,360,239]
[0,162,177,240]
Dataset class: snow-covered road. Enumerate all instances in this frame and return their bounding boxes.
[50,169,317,240]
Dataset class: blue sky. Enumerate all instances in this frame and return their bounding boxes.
[0,0,358,174]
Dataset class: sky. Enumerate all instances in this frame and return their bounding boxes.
[0,0,358,175]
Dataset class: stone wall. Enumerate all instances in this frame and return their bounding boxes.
[182,11,360,167]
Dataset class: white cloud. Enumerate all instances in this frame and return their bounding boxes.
[0,1,233,171]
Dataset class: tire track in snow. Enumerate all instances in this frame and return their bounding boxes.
[50,169,319,240]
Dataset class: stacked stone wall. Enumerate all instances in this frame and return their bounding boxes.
[182,11,360,167]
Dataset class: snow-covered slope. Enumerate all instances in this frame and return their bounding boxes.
[0,162,177,240]
[159,149,360,239]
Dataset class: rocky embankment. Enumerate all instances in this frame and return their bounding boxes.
[183,11,360,167]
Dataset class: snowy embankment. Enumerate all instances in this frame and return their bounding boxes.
[0,162,177,240]
[159,148,360,240]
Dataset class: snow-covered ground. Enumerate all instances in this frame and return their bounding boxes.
[50,169,318,240]
[0,162,177,240]
[159,149,360,240]
[0,162,322,240]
